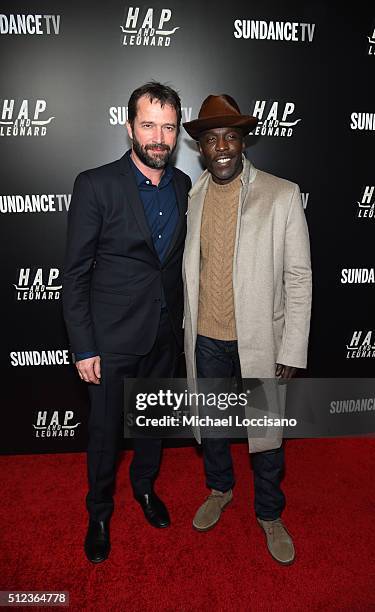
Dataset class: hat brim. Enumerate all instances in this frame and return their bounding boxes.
[183,114,258,140]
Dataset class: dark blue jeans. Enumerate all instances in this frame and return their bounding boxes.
[196,334,286,520]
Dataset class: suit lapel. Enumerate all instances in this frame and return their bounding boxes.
[163,173,187,263]
[119,153,157,257]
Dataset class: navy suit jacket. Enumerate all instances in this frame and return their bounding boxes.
[62,151,191,356]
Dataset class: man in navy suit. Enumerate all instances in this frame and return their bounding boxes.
[62,82,191,563]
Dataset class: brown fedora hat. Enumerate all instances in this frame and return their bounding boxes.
[183,94,258,140]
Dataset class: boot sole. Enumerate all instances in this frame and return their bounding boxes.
[192,497,233,532]
[266,548,295,566]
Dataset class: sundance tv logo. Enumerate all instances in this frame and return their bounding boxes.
[0,14,60,35]
[330,397,375,414]
[14,268,61,301]
[341,268,375,284]
[109,104,192,125]
[0,99,54,137]
[234,19,315,42]
[33,410,81,439]
[301,192,309,210]
[0,193,71,214]
[250,100,301,137]
[10,350,70,367]
[350,112,375,131]
[368,26,375,55]
[121,6,179,47]
[356,186,374,219]
[346,331,375,359]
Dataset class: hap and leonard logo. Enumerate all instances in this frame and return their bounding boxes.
[121,6,180,46]
[249,100,301,137]
[33,410,81,438]
[14,268,62,301]
[0,99,54,137]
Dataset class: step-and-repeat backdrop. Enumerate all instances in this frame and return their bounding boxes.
[1,1,374,453]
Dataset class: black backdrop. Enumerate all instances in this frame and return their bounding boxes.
[1,1,374,453]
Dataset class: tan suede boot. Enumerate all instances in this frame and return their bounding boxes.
[193,489,233,531]
[257,517,295,565]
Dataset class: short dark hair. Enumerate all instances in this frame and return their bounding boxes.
[127,81,181,131]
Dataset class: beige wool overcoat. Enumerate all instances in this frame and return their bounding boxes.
[183,157,312,452]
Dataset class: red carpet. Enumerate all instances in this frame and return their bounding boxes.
[1,439,375,611]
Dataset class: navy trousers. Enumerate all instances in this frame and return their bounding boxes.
[196,334,286,520]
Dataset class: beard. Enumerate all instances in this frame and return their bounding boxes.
[132,133,175,169]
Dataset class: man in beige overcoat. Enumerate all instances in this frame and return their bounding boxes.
[182,94,312,565]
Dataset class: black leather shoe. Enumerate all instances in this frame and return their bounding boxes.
[135,491,170,528]
[84,519,110,563]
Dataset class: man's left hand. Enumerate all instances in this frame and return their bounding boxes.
[275,363,297,379]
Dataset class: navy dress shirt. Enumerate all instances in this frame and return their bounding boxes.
[74,151,179,362]
[128,151,179,263]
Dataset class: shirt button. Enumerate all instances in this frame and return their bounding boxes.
[158,234,162,239]
[159,211,163,216]
[146,180,150,185]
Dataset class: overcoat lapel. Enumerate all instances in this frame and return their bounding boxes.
[184,171,210,341]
